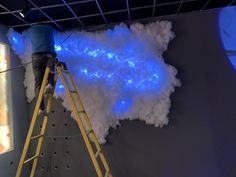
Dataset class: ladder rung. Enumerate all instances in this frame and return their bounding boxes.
[63,70,69,73]
[86,130,93,135]
[49,71,57,74]
[95,150,101,158]
[78,110,86,114]
[70,90,77,93]
[24,155,39,164]
[45,92,52,96]
[104,171,110,177]
[31,134,44,140]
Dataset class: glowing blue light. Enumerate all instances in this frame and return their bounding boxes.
[12,36,18,44]
[59,85,64,89]
[90,72,101,78]
[153,74,159,79]
[87,50,99,57]
[107,53,114,59]
[128,60,135,67]
[80,69,88,75]
[54,44,62,51]
[112,98,132,115]
[126,79,133,86]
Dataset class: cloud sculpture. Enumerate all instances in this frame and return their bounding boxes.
[219,7,236,70]
[7,21,180,143]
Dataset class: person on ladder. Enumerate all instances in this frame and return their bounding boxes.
[23,24,57,116]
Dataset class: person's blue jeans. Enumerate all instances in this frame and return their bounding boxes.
[32,53,55,110]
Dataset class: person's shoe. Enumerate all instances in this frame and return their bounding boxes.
[44,84,53,95]
[38,109,47,117]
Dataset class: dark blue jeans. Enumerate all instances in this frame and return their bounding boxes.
[32,53,55,110]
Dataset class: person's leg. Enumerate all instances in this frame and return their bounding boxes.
[47,55,55,87]
[44,54,55,95]
[32,53,46,111]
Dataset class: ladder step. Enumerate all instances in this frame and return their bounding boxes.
[31,134,44,140]
[49,71,57,74]
[70,90,77,93]
[78,110,86,114]
[104,170,109,177]
[63,70,69,73]
[95,150,101,158]
[24,155,39,164]
[86,130,93,135]
[45,92,53,96]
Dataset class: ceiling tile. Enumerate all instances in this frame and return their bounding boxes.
[155,3,179,16]
[32,0,63,7]
[130,7,153,20]
[57,19,82,30]
[70,1,100,17]
[1,0,234,31]
[204,0,232,9]
[0,6,7,13]
[80,15,105,26]
[97,0,127,12]
[157,0,181,5]
[24,10,48,23]
[105,11,129,23]
[0,13,25,26]
[180,0,208,13]
[43,6,74,20]
[129,0,154,8]
[66,0,93,2]
[0,0,25,11]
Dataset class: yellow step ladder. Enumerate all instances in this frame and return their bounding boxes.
[16,58,113,177]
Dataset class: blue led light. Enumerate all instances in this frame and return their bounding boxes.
[12,36,18,44]
[80,68,88,75]
[54,44,62,51]
[107,53,114,59]
[112,98,132,115]
[59,85,64,89]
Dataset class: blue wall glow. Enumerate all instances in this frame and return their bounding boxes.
[219,7,236,70]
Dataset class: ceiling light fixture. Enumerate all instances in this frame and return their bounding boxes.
[19,0,31,18]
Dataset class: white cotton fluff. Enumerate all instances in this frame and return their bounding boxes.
[7,21,180,143]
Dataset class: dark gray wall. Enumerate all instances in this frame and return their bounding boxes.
[34,8,236,177]
[0,24,30,177]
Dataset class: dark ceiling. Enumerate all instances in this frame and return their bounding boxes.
[0,0,235,32]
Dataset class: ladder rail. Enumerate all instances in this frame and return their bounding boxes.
[30,74,58,177]
[57,66,104,177]
[64,70,112,177]
[15,67,51,177]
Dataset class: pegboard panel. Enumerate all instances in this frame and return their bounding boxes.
[31,98,98,177]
